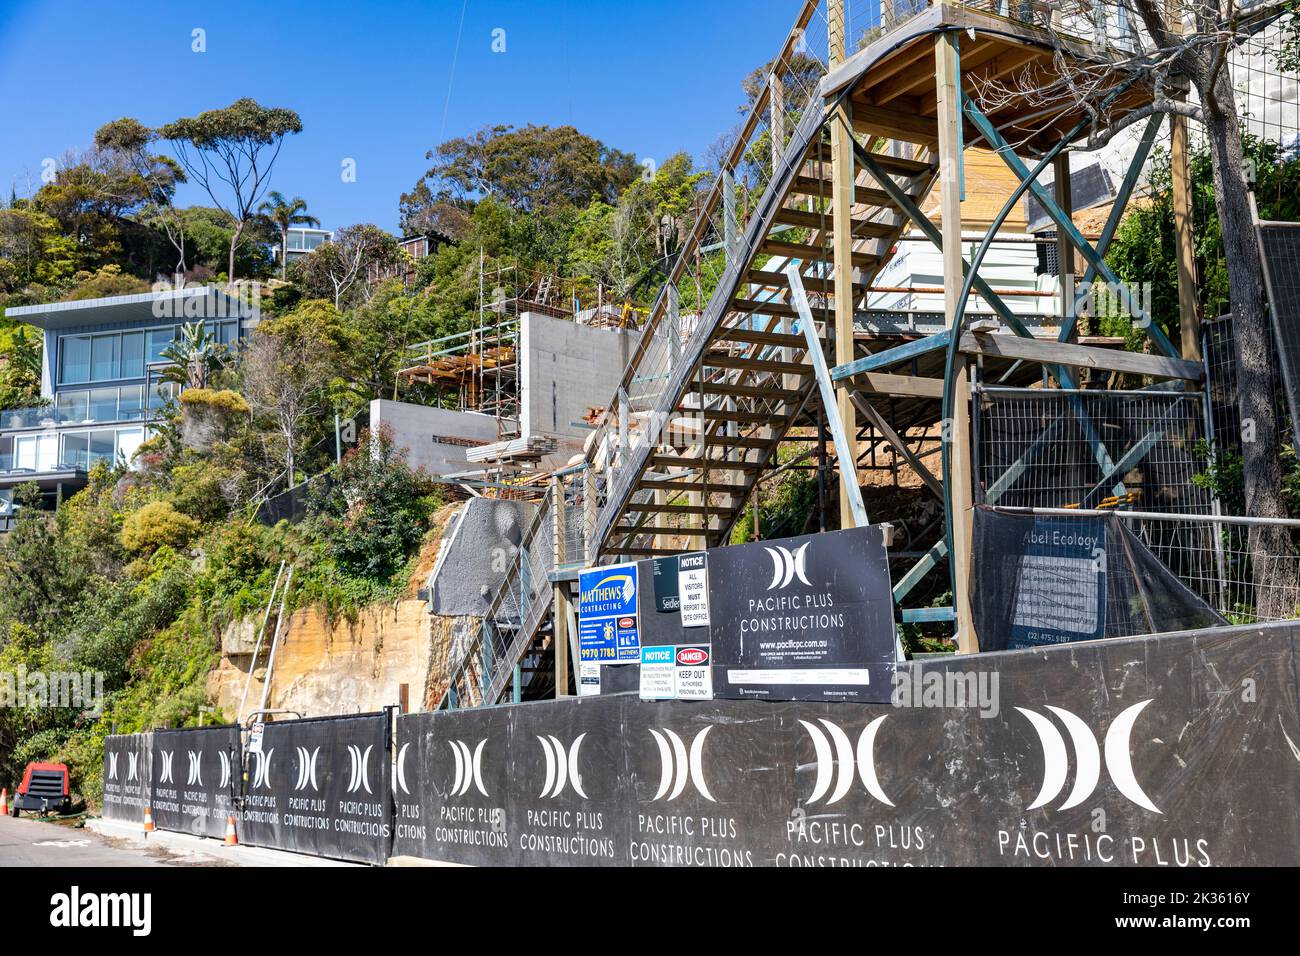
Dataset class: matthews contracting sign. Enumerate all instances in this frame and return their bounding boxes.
[708,526,897,703]
[392,622,1299,866]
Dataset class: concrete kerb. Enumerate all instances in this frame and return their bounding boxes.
[86,817,366,867]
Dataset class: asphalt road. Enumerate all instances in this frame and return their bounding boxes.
[0,813,181,867]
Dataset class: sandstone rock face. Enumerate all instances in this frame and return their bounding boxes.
[210,600,474,720]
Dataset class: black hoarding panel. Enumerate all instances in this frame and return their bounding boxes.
[150,727,239,839]
[394,696,628,866]
[239,713,392,865]
[709,526,897,703]
[102,733,152,824]
[393,622,1299,866]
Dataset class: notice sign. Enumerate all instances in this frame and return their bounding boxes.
[1009,516,1106,648]
[578,563,641,664]
[708,526,896,704]
[639,646,676,699]
[578,661,602,697]
[678,552,710,628]
[639,644,713,700]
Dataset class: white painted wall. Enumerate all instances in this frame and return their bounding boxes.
[868,233,1053,316]
[369,399,499,477]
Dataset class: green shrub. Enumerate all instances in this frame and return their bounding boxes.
[120,501,201,554]
[307,426,439,581]
[179,388,251,415]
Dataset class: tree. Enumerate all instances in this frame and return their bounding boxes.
[0,325,42,410]
[972,1,1294,612]
[294,223,402,309]
[93,118,188,281]
[397,179,472,240]
[156,99,303,288]
[408,124,640,215]
[159,321,227,390]
[241,305,340,485]
[257,191,319,280]
[307,426,437,580]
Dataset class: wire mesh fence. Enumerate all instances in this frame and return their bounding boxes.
[973,385,1214,513]
[989,506,1300,627]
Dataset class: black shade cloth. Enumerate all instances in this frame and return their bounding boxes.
[973,506,1226,651]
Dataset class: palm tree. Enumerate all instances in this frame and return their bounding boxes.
[258,191,320,280]
[159,322,226,390]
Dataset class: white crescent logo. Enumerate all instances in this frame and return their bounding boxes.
[107,753,119,781]
[1017,699,1161,814]
[799,716,893,806]
[649,727,715,802]
[186,750,203,787]
[764,542,811,590]
[294,745,322,792]
[537,733,589,799]
[127,752,138,781]
[251,748,274,789]
[346,744,373,795]
[449,739,489,798]
[394,742,412,796]
[158,750,175,785]
[218,751,231,789]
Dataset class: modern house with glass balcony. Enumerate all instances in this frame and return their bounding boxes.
[274,226,333,267]
[0,287,255,521]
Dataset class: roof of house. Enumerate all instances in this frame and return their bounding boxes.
[5,287,257,331]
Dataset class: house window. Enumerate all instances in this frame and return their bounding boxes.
[147,327,178,365]
[55,390,89,424]
[57,322,237,386]
[59,335,91,384]
[14,433,56,472]
[122,331,145,377]
[61,431,90,470]
[116,428,145,465]
[119,385,146,421]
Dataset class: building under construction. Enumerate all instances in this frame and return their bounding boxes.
[421,0,1300,705]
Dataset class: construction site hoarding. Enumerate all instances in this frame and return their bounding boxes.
[237,712,392,865]
[150,726,239,840]
[102,733,152,825]
[392,621,1299,866]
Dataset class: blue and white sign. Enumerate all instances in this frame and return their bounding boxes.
[578,563,641,664]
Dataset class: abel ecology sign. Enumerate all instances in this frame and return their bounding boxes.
[578,563,641,664]
[708,526,896,704]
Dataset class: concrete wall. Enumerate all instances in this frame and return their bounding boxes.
[427,497,538,617]
[369,399,498,477]
[520,312,634,452]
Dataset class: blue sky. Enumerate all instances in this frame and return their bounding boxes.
[0,0,796,233]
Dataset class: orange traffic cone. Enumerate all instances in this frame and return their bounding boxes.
[0,788,8,815]
[142,805,156,833]
[223,814,238,847]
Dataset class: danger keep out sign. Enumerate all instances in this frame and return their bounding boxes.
[639,644,713,700]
